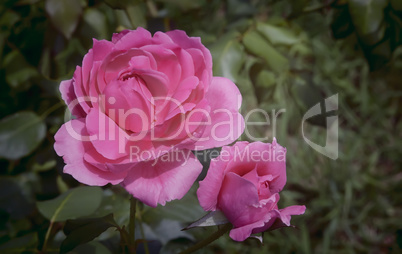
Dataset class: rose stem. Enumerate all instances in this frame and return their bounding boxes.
[179,223,233,254]
[137,204,150,254]
[128,197,137,253]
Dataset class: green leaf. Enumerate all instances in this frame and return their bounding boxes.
[60,214,118,254]
[156,0,205,11]
[104,0,131,9]
[391,0,402,11]
[0,233,38,253]
[256,22,299,46]
[45,0,83,39]
[183,211,229,230]
[142,185,204,224]
[68,241,112,254]
[2,50,38,89]
[0,111,46,160]
[37,186,103,222]
[348,0,388,36]
[125,2,147,29]
[82,8,109,40]
[0,177,35,219]
[242,30,289,72]
[210,31,245,82]
[256,70,276,88]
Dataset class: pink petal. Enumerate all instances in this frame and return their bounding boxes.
[191,77,244,150]
[197,142,249,211]
[122,150,202,207]
[278,205,306,226]
[92,39,114,61]
[103,79,152,133]
[254,140,287,194]
[59,79,86,118]
[140,44,181,91]
[217,172,260,224]
[83,146,135,174]
[229,219,266,242]
[114,27,153,50]
[112,29,130,43]
[54,119,127,185]
[165,30,212,72]
[86,107,129,160]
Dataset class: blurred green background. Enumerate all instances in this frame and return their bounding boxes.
[1,0,402,253]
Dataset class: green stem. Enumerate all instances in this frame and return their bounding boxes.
[40,102,64,120]
[137,207,150,254]
[129,197,137,253]
[41,221,54,253]
[179,224,233,254]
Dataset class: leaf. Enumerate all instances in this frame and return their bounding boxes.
[82,8,109,40]
[37,186,103,222]
[0,177,35,219]
[210,31,245,82]
[0,233,38,253]
[45,0,83,39]
[156,0,205,11]
[104,0,131,9]
[0,111,46,160]
[153,219,195,244]
[348,0,388,36]
[60,214,118,254]
[242,30,289,72]
[391,0,402,11]
[68,241,112,254]
[2,50,38,89]
[257,22,299,46]
[142,185,204,224]
[124,1,147,29]
[183,210,229,230]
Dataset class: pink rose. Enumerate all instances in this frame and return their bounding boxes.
[197,140,306,241]
[54,28,244,207]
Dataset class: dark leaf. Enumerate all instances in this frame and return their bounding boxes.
[348,0,388,36]
[242,30,289,72]
[183,210,229,230]
[45,0,83,39]
[61,214,118,254]
[37,186,103,222]
[0,111,46,160]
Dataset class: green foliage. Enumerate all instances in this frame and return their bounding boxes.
[61,214,118,253]
[0,0,401,253]
[37,186,103,222]
[0,111,46,160]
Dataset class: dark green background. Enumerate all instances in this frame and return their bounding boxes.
[1,0,401,253]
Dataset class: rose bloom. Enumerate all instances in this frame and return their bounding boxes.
[54,28,244,207]
[197,140,306,241]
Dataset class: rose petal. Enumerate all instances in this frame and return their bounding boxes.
[114,27,153,50]
[60,79,86,118]
[191,77,244,150]
[254,140,287,194]
[54,119,127,185]
[86,107,129,160]
[122,150,202,207]
[140,44,181,91]
[218,172,260,223]
[103,79,152,133]
[166,30,212,72]
[112,29,130,43]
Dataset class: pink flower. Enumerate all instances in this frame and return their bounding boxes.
[54,28,244,207]
[197,140,306,241]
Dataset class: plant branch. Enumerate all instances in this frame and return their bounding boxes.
[179,224,233,254]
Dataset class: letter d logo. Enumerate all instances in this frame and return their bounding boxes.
[302,94,338,160]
